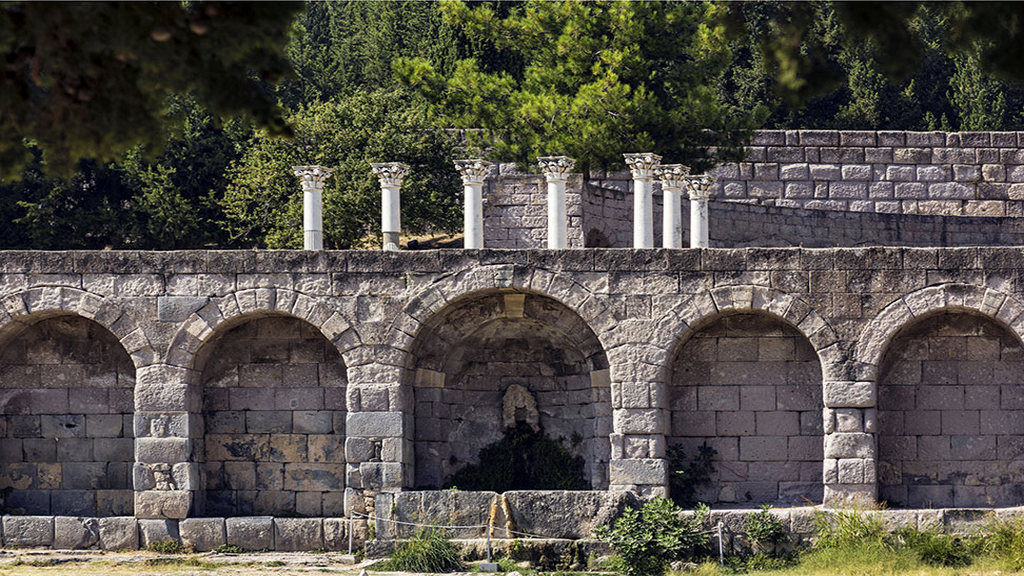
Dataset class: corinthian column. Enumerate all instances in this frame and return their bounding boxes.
[685,174,715,249]
[454,159,493,249]
[624,153,662,248]
[371,162,410,251]
[654,164,690,249]
[293,165,333,250]
[537,156,575,249]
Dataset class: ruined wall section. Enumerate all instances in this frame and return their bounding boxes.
[2,247,1024,537]
[483,131,1024,248]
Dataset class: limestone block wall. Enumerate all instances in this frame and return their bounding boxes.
[670,314,823,505]
[877,312,1024,508]
[2,247,1024,540]
[0,316,134,516]
[481,131,1024,249]
[200,316,347,517]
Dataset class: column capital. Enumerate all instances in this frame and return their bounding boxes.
[654,164,690,190]
[454,159,493,185]
[292,165,333,188]
[685,174,716,201]
[623,152,662,179]
[537,155,575,182]
[371,162,410,188]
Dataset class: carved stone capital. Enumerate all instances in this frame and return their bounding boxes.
[292,165,333,189]
[371,162,410,188]
[537,156,575,182]
[654,164,691,190]
[454,159,493,185]
[623,152,662,179]
[685,174,716,201]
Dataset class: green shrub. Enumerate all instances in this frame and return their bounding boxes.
[979,516,1024,569]
[812,509,885,549]
[893,527,974,568]
[597,498,709,576]
[373,528,464,573]
[212,543,247,554]
[146,538,189,554]
[443,422,589,491]
[745,504,788,549]
[667,443,716,507]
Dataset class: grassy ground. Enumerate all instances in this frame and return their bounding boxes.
[0,551,368,576]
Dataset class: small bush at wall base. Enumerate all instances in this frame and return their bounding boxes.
[598,498,709,576]
[745,504,789,550]
[145,539,189,554]
[373,528,464,573]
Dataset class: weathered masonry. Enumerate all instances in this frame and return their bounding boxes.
[1,247,1023,528]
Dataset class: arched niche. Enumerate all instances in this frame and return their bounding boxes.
[196,313,347,517]
[877,311,1024,507]
[668,312,823,506]
[406,290,610,490]
[0,313,135,516]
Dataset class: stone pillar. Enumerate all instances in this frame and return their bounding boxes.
[371,162,410,251]
[685,174,715,249]
[454,159,493,249]
[823,381,878,507]
[134,364,201,519]
[654,164,690,249]
[623,153,662,248]
[537,156,575,249]
[293,165,333,250]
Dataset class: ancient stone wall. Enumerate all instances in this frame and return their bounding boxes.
[670,314,823,506]
[200,316,347,517]
[1,247,1024,548]
[483,131,1024,249]
[0,316,134,516]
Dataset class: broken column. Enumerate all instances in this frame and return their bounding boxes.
[654,164,690,249]
[685,174,715,249]
[454,159,493,249]
[371,162,410,251]
[623,153,662,248]
[292,165,333,250]
[537,156,575,249]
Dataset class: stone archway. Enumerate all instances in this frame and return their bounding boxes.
[405,289,611,490]
[195,313,347,517]
[877,310,1024,507]
[668,312,824,505]
[0,313,135,515]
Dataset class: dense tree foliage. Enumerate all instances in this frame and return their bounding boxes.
[398,1,763,172]
[5,1,1024,249]
[0,1,298,178]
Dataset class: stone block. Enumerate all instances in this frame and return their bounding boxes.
[346,412,403,437]
[134,490,192,519]
[51,490,96,516]
[274,518,323,552]
[4,515,54,547]
[226,516,274,551]
[85,414,124,438]
[323,517,348,551]
[53,516,99,550]
[739,436,788,461]
[246,411,292,434]
[294,410,333,434]
[824,433,874,459]
[823,382,874,408]
[609,458,667,486]
[98,517,138,550]
[138,518,180,548]
[180,518,226,552]
[135,438,191,464]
